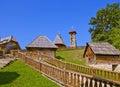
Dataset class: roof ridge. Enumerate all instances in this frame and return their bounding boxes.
[87,42,120,55]
[53,34,66,45]
[0,35,17,44]
[26,35,57,48]
[26,35,42,47]
[44,35,57,46]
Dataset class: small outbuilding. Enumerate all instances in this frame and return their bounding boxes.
[83,42,120,64]
[26,35,58,58]
[53,34,66,49]
[0,36,21,54]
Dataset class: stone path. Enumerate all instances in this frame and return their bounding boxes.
[0,55,16,69]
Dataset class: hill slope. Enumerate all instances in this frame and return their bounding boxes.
[0,60,60,87]
[56,48,86,65]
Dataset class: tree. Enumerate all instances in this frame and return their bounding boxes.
[89,3,120,42]
[108,21,120,50]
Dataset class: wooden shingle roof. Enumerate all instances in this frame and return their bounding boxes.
[0,36,17,44]
[69,30,77,34]
[84,42,120,56]
[26,35,58,49]
[53,34,66,46]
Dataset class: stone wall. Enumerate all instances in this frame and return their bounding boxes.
[114,65,120,72]
[89,64,112,71]
[89,63,120,72]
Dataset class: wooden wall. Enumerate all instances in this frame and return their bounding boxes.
[84,46,120,64]
[0,45,5,54]
[96,55,120,63]
[26,48,56,58]
[0,41,20,54]
[85,46,96,64]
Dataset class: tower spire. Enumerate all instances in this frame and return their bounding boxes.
[69,29,77,48]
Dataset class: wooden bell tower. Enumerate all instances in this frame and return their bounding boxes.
[69,30,77,48]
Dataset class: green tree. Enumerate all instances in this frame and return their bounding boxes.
[108,21,120,50]
[89,3,120,42]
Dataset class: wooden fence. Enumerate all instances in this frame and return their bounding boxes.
[41,55,120,82]
[11,50,120,87]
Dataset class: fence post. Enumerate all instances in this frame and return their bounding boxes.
[64,62,66,70]
[89,78,93,87]
[94,79,97,87]
[39,62,41,72]
[85,77,88,87]
[99,80,102,87]
[118,73,120,82]
[64,69,67,87]
[77,74,80,87]
[81,75,84,87]
[74,74,76,87]
[104,81,107,87]
[25,57,27,63]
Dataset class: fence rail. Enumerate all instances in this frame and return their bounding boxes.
[41,55,120,82]
[11,50,120,87]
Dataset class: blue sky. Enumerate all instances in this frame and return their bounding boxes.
[0,0,119,48]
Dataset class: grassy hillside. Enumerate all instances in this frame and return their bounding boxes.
[0,60,60,87]
[56,48,86,65]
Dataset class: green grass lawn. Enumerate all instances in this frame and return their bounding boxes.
[0,60,60,87]
[56,48,86,65]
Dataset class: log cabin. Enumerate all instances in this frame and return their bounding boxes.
[26,35,58,58]
[0,36,21,54]
[83,42,120,64]
[53,34,66,49]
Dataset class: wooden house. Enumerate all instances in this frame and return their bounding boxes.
[83,42,120,64]
[53,34,66,49]
[26,35,58,58]
[0,36,21,54]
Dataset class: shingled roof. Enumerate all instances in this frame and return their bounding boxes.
[26,35,58,49]
[0,36,17,44]
[69,29,77,34]
[84,42,120,56]
[53,34,66,46]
